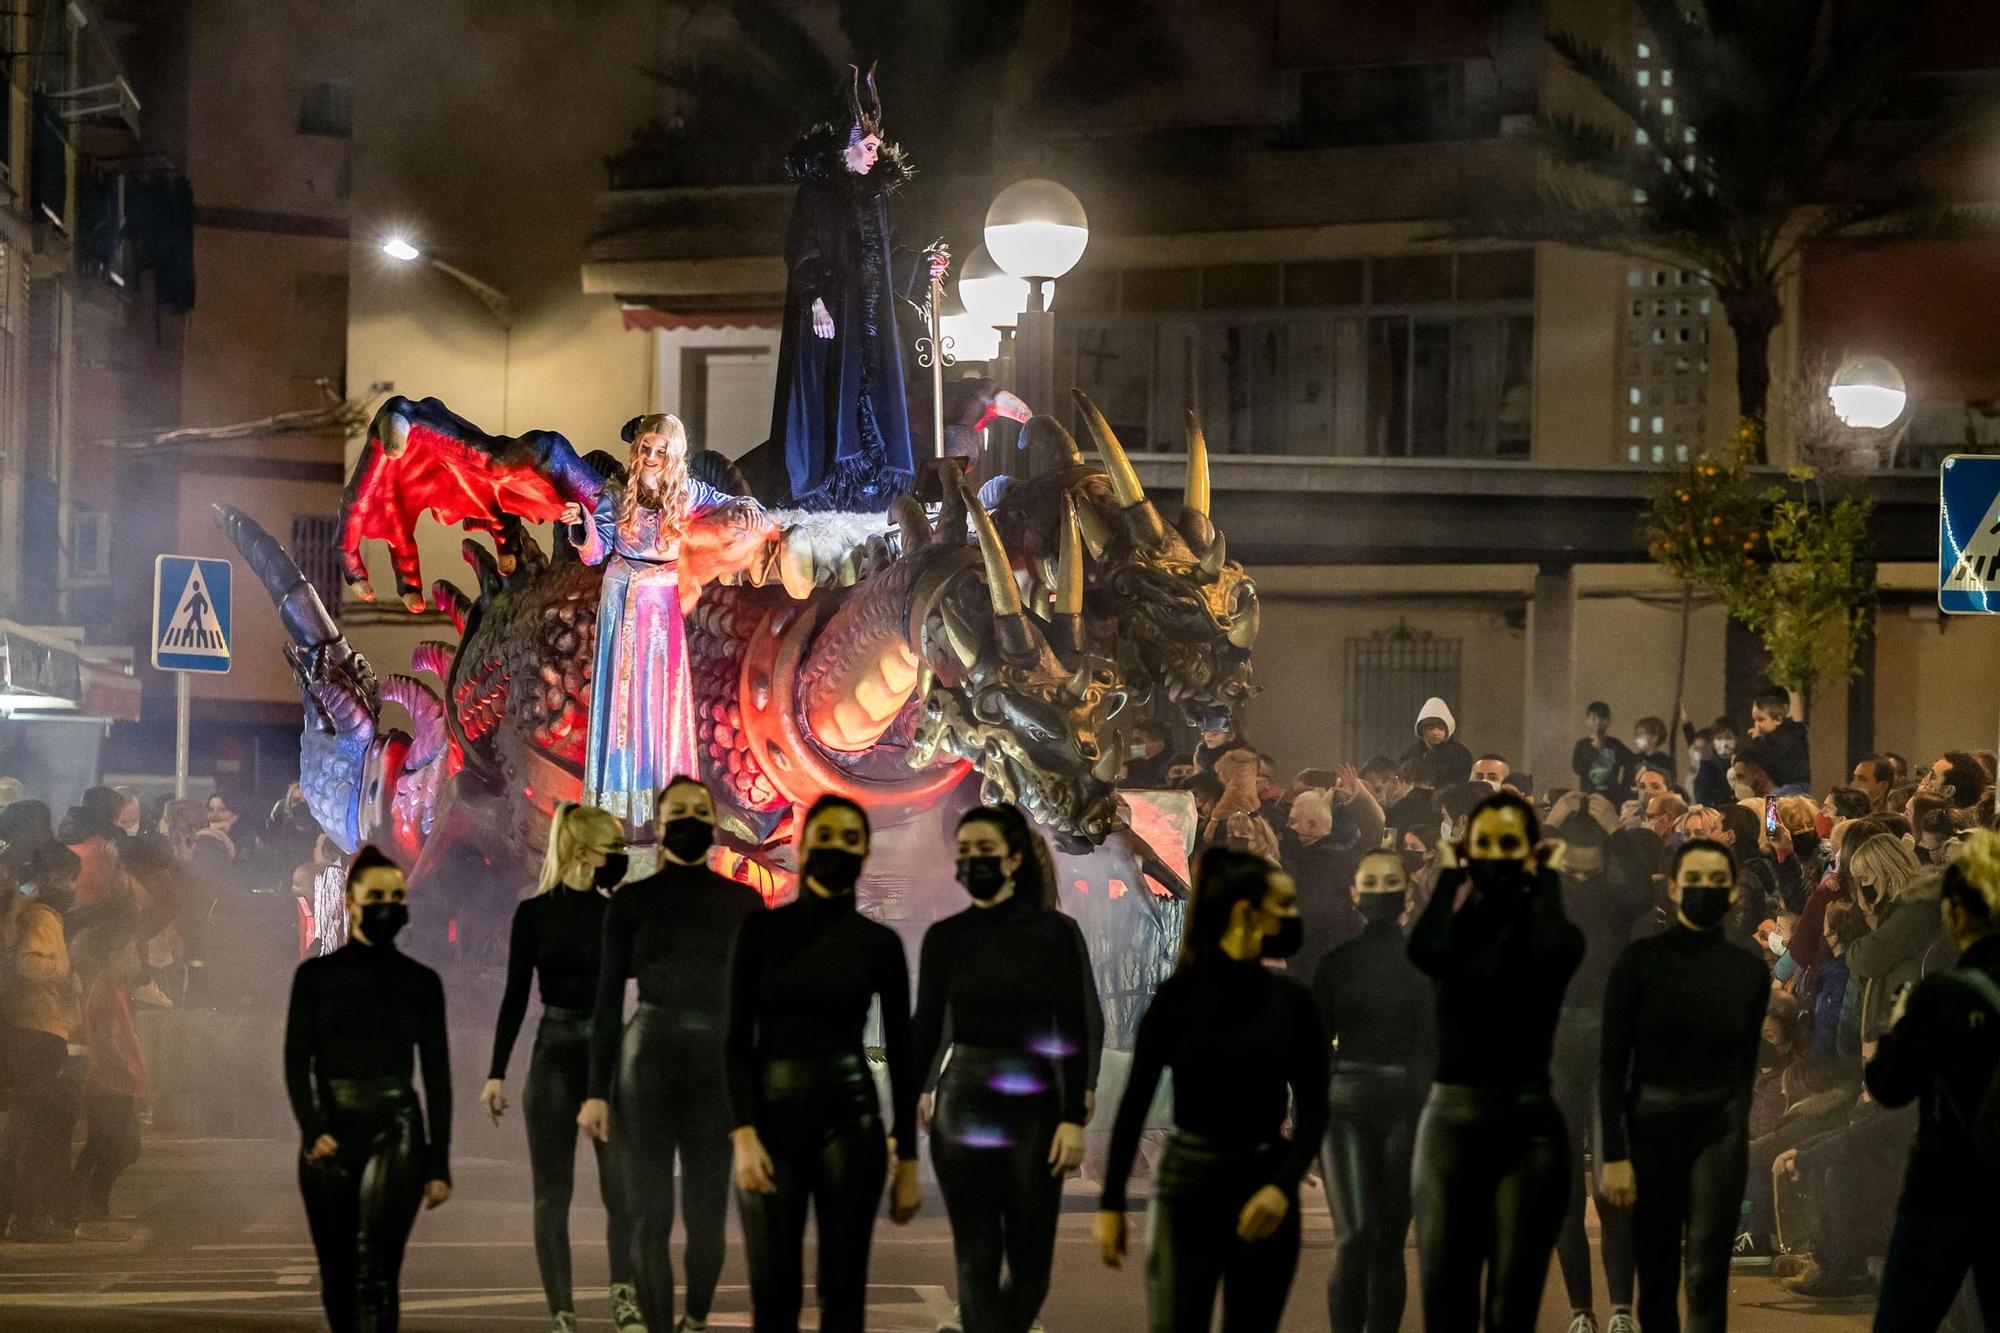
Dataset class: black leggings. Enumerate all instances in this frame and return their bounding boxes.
[931,1046,1063,1333]
[1873,1208,2000,1333]
[525,1007,631,1316]
[736,1053,887,1333]
[1143,1134,1300,1333]
[1321,1066,1423,1333]
[298,1077,428,1333]
[1550,1008,1634,1312]
[72,1092,142,1222]
[0,1029,74,1233]
[615,1003,732,1331]
[1412,1083,1570,1333]
[1626,1090,1748,1333]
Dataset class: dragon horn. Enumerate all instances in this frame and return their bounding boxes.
[1072,390,1170,549]
[962,478,1039,664]
[381,675,446,769]
[1182,409,1210,519]
[214,503,342,653]
[1052,492,1086,659]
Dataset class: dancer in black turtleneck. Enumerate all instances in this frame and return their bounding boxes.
[1407,790,1584,1333]
[1313,849,1433,1333]
[1098,849,1328,1333]
[915,805,1095,1333]
[284,846,451,1333]
[726,795,918,1333]
[577,777,762,1333]
[1598,838,1768,1333]
[484,803,637,1333]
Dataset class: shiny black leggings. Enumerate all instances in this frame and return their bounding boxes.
[1551,1008,1634,1312]
[931,1046,1063,1333]
[615,1004,732,1331]
[298,1078,427,1333]
[1627,1091,1749,1333]
[1321,1067,1424,1333]
[736,1054,887,1333]
[526,1008,631,1316]
[1412,1083,1571,1333]
[1143,1134,1300,1333]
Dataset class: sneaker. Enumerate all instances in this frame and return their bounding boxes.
[6,1221,74,1244]
[551,1314,577,1333]
[1771,1252,1811,1280]
[1782,1261,1875,1299]
[609,1282,644,1332]
[937,1303,965,1333]
[1566,1314,1600,1333]
[1606,1312,1638,1333]
[675,1319,707,1332]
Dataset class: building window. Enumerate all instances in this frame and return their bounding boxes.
[1620,266,1709,464]
[1056,251,1533,458]
[297,80,352,139]
[292,515,342,610]
[65,503,108,580]
[1343,625,1462,767]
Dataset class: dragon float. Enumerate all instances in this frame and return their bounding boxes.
[217,388,1257,930]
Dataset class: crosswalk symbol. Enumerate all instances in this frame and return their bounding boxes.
[152,555,233,673]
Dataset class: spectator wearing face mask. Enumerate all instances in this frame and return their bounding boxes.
[1850,757,1895,811]
[1679,711,1738,810]
[1645,793,1686,841]
[1385,759,1441,846]
[62,798,137,916]
[1283,787,1366,979]
[1846,836,1954,1048]
[1739,692,1811,796]
[1917,750,1988,812]
[1190,710,1252,776]
[1402,698,1474,790]
[1630,717,1673,783]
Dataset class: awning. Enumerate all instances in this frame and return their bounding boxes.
[618,302,782,333]
[0,621,140,721]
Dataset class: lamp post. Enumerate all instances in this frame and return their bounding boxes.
[983,179,1087,420]
[1828,354,1907,430]
[381,236,512,330]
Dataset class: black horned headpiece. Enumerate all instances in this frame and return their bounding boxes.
[846,62,883,143]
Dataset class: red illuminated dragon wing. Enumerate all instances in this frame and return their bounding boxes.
[339,395,607,611]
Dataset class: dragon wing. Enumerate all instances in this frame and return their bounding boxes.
[339,396,608,611]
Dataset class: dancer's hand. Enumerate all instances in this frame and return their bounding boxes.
[481,1079,507,1123]
[559,502,584,526]
[1601,1159,1637,1209]
[889,1159,921,1224]
[1094,1210,1127,1268]
[1083,1090,1096,1125]
[1236,1185,1289,1242]
[577,1098,609,1144]
[1773,1148,1801,1181]
[1048,1123,1085,1177]
[424,1180,451,1210]
[306,1134,338,1161]
[733,1127,777,1194]
[812,299,835,340]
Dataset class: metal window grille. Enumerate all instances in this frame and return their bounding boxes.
[292,515,342,609]
[1343,625,1462,765]
[296,80,352,138]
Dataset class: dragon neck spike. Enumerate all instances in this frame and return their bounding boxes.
[381,674,446,769]
[1071,389,1171,550]
[1055,493,1084,618]
[1182,409,1210,519]
[964,481,1023,619]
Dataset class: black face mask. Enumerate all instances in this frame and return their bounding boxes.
[27,882,74,916]
[804,848,863,894]
[1679,884,1732,930]
[1261,914,1303,959]
[1467,857,1532,901]
[659,817,714,864]
[1357,891,1407,924]
[594,852,629,888]
[359,901,408,944]
[956,855,1010,901]
[1401,849,1428,876]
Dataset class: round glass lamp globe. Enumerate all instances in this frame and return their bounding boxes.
[958,245,1053,330]
[1829,355,1907,430]
[984,179,1088,281]
[942,312,1002,363]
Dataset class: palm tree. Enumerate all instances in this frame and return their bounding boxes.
[1457,0,1987,461]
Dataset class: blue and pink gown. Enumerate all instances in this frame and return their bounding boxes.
[574,480,731,823]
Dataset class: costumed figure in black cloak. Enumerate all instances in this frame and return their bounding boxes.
[769,65,948,511]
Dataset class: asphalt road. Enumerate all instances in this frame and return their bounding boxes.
[0,1138,1879,1331]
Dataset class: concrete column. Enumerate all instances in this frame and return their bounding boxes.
[1530,563,1577,791]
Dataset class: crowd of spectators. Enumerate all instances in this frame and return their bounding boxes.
[0,778,322,1243]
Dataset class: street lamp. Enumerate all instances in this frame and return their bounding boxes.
[1829,354,1907,430]
[380,235,512,329]
[984,180,1087,419]
[957,244,1051,331]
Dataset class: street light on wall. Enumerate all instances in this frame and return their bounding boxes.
[380,235,512,330]
[983,180,1086,421]
[1829,354,1908,430]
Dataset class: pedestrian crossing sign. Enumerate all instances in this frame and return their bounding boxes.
[1938,455,2000,614]
[152,555,233,672]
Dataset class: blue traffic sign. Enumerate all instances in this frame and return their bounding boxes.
[1939,455,2000,614]
[152,555,233,672]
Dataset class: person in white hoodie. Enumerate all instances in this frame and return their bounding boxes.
[1402,697,1474,790]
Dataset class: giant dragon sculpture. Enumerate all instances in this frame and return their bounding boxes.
[217,388,1257,926]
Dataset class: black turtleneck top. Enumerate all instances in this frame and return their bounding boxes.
[1313,916,1435,1071]
[489,885,609,1080]
[1408,865,1585,1087]
[283,940,453,1182]
[912,891,1096,1124]
[1101,957,1328,1211]
[588,859,765,1100]
[1599,923,1770,1159]
[725,888,917,1159]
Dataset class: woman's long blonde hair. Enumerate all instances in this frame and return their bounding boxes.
[1849,832,1927,904]
[615,413,691,541]
[534,802,623,895]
